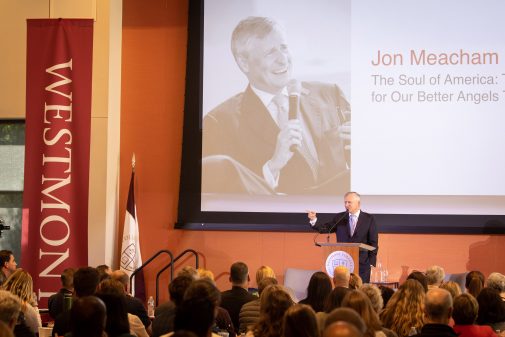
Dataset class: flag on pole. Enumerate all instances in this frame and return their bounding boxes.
[120,155,146,302]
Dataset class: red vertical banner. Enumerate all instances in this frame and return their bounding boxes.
[22,19,93,308]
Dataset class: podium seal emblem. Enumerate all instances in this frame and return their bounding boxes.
[325,250,355,277]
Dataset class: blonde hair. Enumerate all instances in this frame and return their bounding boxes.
[439,281,462,300]
[256,266,276,285]
[380,279,425,337]
[2,269,34,304]
[197,268,215,281]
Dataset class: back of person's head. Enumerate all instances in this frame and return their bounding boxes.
[341,290,382,335]
[485,272,505,293]
[325,307,367,334]
[61,268,76,289]
[425,266,445,286]
[197,268,214,282]
[325,287,352,313]
[406,270,428,292]
[256,265,276,285]
[169,275,194,306]
[324,322,364,337]
[230,262,249,285]
[255,285,294,337]
[465,271,485,298]
[305,271,332,312]
[476,287,505,325]
[439,281,462,300]
[349,273,363,290]
[97,278,126,296]
[452,293,478,325]
[1,269,33,303]
[258,277,278,295]
[360,284,383,313]
[333,266,350,288]
[0,290,21,328]
[378,285,394,308]
[74,267,100,297]
[70,296,106,337]
[96,292,130,337]
[110,269,129,290]
[177,266,199,280]
[282,304,319,337]
[96,265,111,282]
[0,321,14,337]
[174,279,221,337]
[231,17,282,60]
[424,288,453,324]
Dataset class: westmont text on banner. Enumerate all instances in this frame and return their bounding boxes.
[22,19,93,307]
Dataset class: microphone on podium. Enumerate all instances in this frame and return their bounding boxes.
[327,212,348,243]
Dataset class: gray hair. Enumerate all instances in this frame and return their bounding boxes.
[486,272,505,292]
[360,284,383,313]
[0,290,21,325]
[344,192,361,201]
[231,16,285,60]
[425,266,445,286]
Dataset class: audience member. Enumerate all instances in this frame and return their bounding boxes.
[247,285,293,337]
[197,268,215,282]
[380,279,425,337]
[406,271,428,293]
[2,269,41,334]
[53,266,100,337]
[466,271,485,299]
[252,266,276,297]
[0,250,17,286]
[221,262,256,333]
[96,264,112,282]
[282,304,319,337]
[476,288,505,333]
[360,284,384,314]
[153,275,194,337]
[378,285,394,308]
[169,279,221,337]
[0,290,21,331]
[97,279,148,337]
[349,273,363,290]
[48,268,75,319]
[68,296,106,337]
[486,273,505,301]
[324,308,367,335]
[299,271,333,313]
[177,266,199,280]
[325,287,352,313]
[412,288,456,337]
[452,293,497,337]
[342,290,395,337]
[239,277,278,333]
[439,281,462,301]
[333,267,350,288]
[425,266,445,290]
[111,270,151,331]
[96,292,136,337]
[324,322,364,337]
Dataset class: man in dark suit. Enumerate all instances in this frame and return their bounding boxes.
[220,262,256,334]
[202,16,350,195]
[308,192,378,283]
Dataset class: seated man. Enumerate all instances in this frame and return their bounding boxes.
[48,268,75,320]
[412,288,457,337]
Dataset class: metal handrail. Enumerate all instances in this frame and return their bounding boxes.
[155,249,199,305]
[129,249,174,304]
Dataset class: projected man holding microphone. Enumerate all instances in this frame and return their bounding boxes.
[308,192,378,283]
[203,16,350,195]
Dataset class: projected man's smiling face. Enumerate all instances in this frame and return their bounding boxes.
[241,29,292,94]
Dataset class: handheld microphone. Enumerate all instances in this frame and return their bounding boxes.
[326,212,348,243]
[287,80,302,152]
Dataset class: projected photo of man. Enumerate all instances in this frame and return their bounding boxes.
[203,16,350,195]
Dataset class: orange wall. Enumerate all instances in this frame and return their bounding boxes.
[120,0,505,302]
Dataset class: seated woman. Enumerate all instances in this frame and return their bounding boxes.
[477,288,505,335]
[452,293,497,337]
[282,304,319,337]
[299,271,332,313]
[2,269,41,335]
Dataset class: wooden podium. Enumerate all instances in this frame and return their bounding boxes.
[316,242,376,276]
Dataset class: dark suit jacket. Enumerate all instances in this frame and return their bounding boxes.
[312,210,378,268]
[220,286,256,333]
[203,82,350,194]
